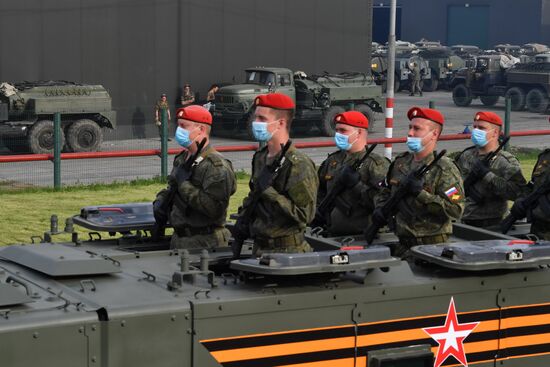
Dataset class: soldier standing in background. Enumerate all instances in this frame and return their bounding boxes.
[206,84,219,102]
[315,111,389,235]
[454,112,526,228]
[374,107,464,257]
[409,62,423,97]
[154,105,236,249]
[154,93,171,139]
[232,93,318,256]
[181,83,195,106]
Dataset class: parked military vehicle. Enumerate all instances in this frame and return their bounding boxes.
[212,67,383,137]
[451,45,482,58]
[371,51,432,92]
[1,203,550,367]
[451,54,550,113]
[0,81,116,154]
[416,47,466,91]
[494,44,522,57]
[519,43,550,63]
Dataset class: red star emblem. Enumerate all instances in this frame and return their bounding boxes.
[423,297,480,367]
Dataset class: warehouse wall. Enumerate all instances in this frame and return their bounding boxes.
[0,0,374,139]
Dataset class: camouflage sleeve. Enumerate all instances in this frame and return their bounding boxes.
[481,157,526,200]
[360,156,390,208]
[316,158,329,206]
[179,163,236,219]
[261,157,319,225]
[415,163,464,220]
[155,155,183,202]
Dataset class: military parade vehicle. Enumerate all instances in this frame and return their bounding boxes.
[519,43,550,63]
[212,67,383,137]
[450,45,482,58]
[0,81,116,154]
[2,202,550,367]
[494,44,522,57]
[371,50,432,93]
[450,54,550,113]
[416,47,466,91]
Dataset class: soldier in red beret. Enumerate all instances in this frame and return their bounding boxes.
[154,105,237,249]
[455,111,526,228]
[233,93,319,255]
[373,106,464,256]
[313,111,389,235]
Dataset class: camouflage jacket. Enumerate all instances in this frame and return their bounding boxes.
[376,151,465,238]
[412,66,421,81]
[454,146,526,221]
[155,100,169,111]
[156,145,236,230]
[529,149,550,239]
[317,148,389,235]
[241,143,318,239]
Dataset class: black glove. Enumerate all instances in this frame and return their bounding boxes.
[231,216,250,242]
[255,166,274,193]
[153,199,168,225]
[172,164,192,185]
[371,207,387,226]
[510,197,528,219]
[471,159,490,180]
[404,175,424,197]
[337,165,361,189]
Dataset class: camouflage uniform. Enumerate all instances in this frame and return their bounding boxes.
[529,149,550,240]
[156,145,236,249]
[376,152,465,255]
[241,144,318,255]
[410,65,422,96]
[154,99,170,137]
[455,146,526,228]
[317,148,389,236]
[181,91,194,106]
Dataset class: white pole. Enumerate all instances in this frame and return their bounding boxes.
[384,0,397,160]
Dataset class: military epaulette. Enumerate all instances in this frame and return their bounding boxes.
[368,152,389,165]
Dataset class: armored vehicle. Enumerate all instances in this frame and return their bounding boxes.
[212,67,383,137]
[451,54,550,113]
[371,51,432,92]
[416,47,466,91]
[451,45,482,58]
[2,204,550,367]
[494,44,522,57]
[519,43,550,63]
[0,81,116,154]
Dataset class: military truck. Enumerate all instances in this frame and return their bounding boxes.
[2,203,550,367]
[519,43,550,63]
[450,54,550,113]
[371,51,432,92]
[416,47,466,91]
[494,44,522,57]
[212,67,383,137]
[0,81,116,154]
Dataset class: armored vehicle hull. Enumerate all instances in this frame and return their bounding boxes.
[0,81,116,154]
[371,52,432,93]
[2,204,550,367]
[212,68,383,138]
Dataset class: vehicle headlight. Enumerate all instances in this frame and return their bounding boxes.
[447,62,453,68]
[371,63,378,69]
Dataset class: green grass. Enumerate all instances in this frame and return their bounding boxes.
[0,151,540,246]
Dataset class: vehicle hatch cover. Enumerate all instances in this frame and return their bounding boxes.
[231,246,400,275]
[411,240,550,271]
[0,244,121,276]
[73,202,164,232]
[0,283,34,306]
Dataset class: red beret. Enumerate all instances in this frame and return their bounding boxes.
[334,111,369,129]
[254,93,295,110]
[474,111,502,126]
[407,106,445,125]
[176,105,212,125]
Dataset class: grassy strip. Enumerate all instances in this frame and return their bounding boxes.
[0,153,540,246]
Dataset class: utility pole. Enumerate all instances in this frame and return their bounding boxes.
[384,0,397,160]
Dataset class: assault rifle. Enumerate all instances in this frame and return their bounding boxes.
[311,143,378,229]
[152,138,207,239]
[501,175,550,234]
[364,149,447,245]
[230,140,292,259]
[463,136,510,203]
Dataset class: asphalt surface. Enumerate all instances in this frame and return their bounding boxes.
[1,91,549,187]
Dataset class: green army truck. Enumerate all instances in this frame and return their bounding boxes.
[0,81,116,154]
[212,67,383,137]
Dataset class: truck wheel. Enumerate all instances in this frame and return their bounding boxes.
[452,84,473,107]
[525,88,549,113]
[505,87,526,111]
[320,106,345,136]
[480,95,499,106]
[28,120,65,154]
[423,72,439,92]
[66,119,103,152]
[355,104,376,132]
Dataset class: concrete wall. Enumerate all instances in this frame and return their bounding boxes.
[0,0,373,139]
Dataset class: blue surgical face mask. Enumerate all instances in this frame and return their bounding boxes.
[471,128,488,147]
[334,131,358,151]
[406,136,424,153]
[175,126,196,148]
[252,121,275,142]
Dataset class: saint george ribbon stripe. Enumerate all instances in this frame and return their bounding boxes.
[201,302,550,367]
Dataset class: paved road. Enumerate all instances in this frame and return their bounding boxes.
[1,91,549,187]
